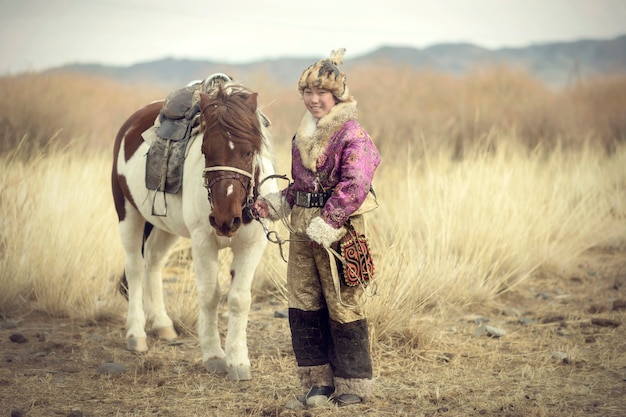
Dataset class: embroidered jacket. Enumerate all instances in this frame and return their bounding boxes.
[284,99,380,229]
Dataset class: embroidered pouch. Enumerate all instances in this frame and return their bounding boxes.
[337,226,375,287]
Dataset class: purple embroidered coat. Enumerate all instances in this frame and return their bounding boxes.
[283,100,380,229]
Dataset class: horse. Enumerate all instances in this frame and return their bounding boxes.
[111,76,277,381]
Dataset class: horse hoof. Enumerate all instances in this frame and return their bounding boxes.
[127,337,148,352]
[204,358,228,374]
[154,326,178,341]
[228,365,252,381]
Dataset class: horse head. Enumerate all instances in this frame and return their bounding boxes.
[199,84,263,237]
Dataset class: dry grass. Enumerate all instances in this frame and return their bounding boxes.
[0,147,124,319]
[0,73,167,155]
[1,69,626,416]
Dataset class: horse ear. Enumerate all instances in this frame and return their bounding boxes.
[199,92,209,108]
[245,92,258,111]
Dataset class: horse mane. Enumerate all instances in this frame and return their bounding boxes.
[199,83,264,153]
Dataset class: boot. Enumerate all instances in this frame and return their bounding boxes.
[289,308,335,406]
[289,308,331,366]
[333,376,373,405]
[329,318,374,404]
[329,318,372,379]
[297,364,334,406]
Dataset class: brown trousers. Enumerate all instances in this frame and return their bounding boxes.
[287,207,368,322]
[287,207,372,380]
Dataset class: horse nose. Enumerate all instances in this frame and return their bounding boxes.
[209,214,242,236]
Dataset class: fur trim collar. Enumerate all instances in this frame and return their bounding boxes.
[295,99,358,172]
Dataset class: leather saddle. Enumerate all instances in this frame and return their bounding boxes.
[156,84,201,141]
[145,74,233,215]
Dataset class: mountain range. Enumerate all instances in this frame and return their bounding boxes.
[48,35,626,90]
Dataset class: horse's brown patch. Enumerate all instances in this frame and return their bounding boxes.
[112,101,163,222]
[122,101,163,163]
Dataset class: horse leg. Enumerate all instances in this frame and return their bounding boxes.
[119,211,150,352]
[190,231,227,375]
[224,237,268,380]
[143,228,179,341]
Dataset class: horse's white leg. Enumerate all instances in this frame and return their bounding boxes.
[143,228,179,341]
[190,231,227,374]
[224,235,267,380]
[119,211,149,352]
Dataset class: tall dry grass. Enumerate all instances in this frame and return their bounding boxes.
[348,66,626,155]
[1,69,625,349]
[0,145,124,319]
[366,140,626,344]
[0,73,167,155]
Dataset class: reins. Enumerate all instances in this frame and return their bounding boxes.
[252,174,302,262]
[250,176,376,309]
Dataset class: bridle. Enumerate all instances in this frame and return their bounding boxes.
[199,94,259,213]
[202,159,257,211]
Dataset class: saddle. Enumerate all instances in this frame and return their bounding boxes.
[145,74,233,215]
[157,84,201,141]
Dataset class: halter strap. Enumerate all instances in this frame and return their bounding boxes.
[202,159,258,209]
[203,166,253,179]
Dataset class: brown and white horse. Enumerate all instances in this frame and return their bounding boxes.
[111,79,277,380]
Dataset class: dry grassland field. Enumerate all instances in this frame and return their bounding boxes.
[1,68,625,417]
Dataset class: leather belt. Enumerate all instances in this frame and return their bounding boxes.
[295,190,331,208]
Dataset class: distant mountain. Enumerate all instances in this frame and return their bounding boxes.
[47,35,626,89]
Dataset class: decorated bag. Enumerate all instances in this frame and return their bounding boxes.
[336,224,375,287]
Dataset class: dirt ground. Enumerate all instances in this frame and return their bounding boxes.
[1,246,625,417]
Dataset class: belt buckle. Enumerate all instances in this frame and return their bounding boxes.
[312,193,322,207]
[296,191,311,207]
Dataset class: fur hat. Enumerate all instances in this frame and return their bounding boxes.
[297,48,350,102]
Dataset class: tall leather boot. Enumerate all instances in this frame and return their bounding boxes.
[289,308,335,405]
[289,307,332,367]
[329,318,374,404]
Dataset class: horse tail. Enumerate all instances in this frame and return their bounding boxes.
[118,222,155,299]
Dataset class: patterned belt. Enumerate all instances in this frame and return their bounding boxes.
[295,190,331,208]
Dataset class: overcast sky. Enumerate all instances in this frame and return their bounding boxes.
[1,0,625,74]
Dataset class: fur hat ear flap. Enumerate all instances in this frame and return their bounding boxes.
[297,48,351,102]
